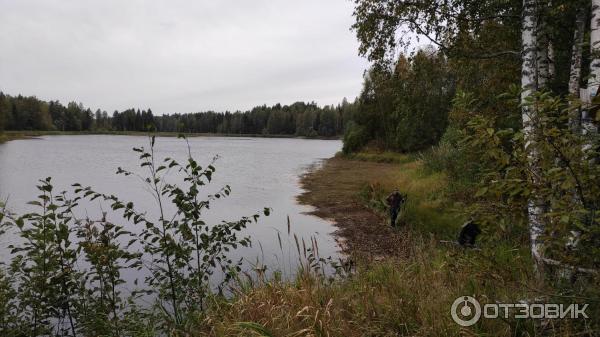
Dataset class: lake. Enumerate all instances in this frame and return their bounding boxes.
[0,135,343,282]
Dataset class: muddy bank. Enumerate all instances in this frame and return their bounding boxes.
[298,156,410,259]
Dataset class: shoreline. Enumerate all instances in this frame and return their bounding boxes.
[297,155,412,259]
[0,130,341,143]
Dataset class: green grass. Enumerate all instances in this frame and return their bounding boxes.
[0,138,592,335]
[341,150,416,164]
[352,151,463,238]
[0,132,33,143]
[190,151,598,336]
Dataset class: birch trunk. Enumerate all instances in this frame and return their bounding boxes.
[536,0,550,88]
[584,0,600,142]
[568,7,587,133]
[569,7,585,97]
[537,36,549,88]
[548,42,555,80]
[522,0,544,275]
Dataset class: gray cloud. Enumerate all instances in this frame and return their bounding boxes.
[0,0,369,114]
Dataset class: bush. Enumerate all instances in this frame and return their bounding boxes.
[342,122,368,154]
[0,136,270,336]
[420,126,480,190]
[462,92,600,271]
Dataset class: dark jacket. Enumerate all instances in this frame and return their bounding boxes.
[386,192,403,210]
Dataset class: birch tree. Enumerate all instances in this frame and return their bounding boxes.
[521,0,546,274]
[350,0,599,275]
[568,6,587,131]
[584,0,600,142]
[536,0,552,88]
[569,7,586,97]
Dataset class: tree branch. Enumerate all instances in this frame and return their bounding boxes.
[401,18,519,60]
[545,136,587,207]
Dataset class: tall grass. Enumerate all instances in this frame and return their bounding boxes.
[0,142,597,336]
[197,151,598,336]
[355,152,463,238]
[193,231,596,337]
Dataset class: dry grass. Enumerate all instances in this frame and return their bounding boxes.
[191,153,596,336]
[297,152,460,257]
[193,234,588,336]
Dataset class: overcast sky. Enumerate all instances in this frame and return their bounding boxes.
[0,0,370,114]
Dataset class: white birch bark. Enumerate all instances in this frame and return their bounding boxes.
[522,0,544,274]
[584,0,600,142]
[548,42,555,80]
[537,36,549,88]
[559,8,587,277]
[536,0,550,88]
[558,0,600,278]
[568,7,586,132]
[569,7,585,98]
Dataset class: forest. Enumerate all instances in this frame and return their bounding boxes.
[0,0,599,335]
[2,0,598,278]
[0,92,356,137]
[348,0,600,274]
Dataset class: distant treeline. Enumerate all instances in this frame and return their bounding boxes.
[0,92,358,137]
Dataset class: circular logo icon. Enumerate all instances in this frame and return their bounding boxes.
[451,296,481,326]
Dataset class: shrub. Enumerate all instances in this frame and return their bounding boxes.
[462,91,600,272]
[342,122,368,154]
[0,136,270,335]
[420,126,480,189]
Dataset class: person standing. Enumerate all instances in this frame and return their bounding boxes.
[386,190,406,227]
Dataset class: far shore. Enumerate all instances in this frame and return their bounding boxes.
[0,130,341,143]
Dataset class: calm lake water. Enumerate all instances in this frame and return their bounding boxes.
[0,135,342,282]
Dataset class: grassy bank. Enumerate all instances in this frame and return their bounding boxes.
[0,132,37,143]
[0,130,340,143]
[297,152,460,257]
[198,241,540,336]
[192,152,594,336]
